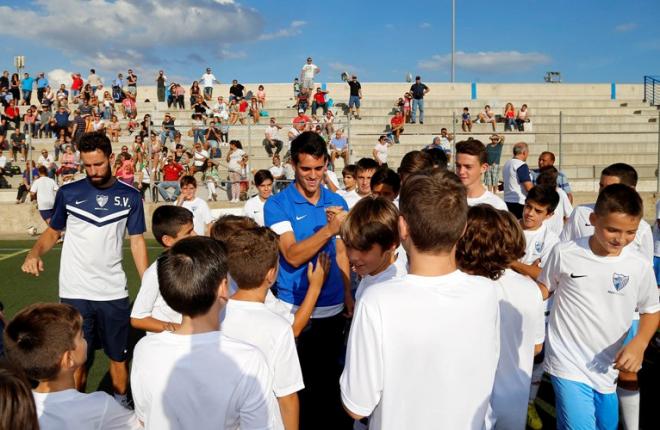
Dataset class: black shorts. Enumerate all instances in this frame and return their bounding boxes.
[61,297,130,363]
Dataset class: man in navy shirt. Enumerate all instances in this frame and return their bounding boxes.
[265,131,352,430]
[409,75,430,124]
[22,132,148,409]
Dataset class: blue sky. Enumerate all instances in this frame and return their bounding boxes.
[0,0,658,85]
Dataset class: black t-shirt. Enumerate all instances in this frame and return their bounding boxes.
[348,80,361,97]
[230,84,245,98]
[410,82,428,99]
[0,76,8,90]
[157,75,166,87]
[128,74,138,86]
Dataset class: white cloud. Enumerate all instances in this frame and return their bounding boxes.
[419,51,551,73]
[47,69,75,88]
[258,20,307,41]
[614,22,637,33]
[219,49,248,60]
[419,22,432,29]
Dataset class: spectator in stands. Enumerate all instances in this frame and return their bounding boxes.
[20,73,35,105]
[373,135,392,167]
[200,68,218,100]
[126,69,138,96]
[108,115,121,143]
[300,57,320,102]
[213,96,229,120]
[347,75,362,119]
[263,118,283,157]
[0,70,9,92]
[409,76,429,124]
[237,97,249,125]
[311,87,329,116]
[70,73,83,102]
[389,110,405,143]
[192,143,209,174]
[53,129,71,160]
[438,128,454,158]
[402,92,413,123]
[189,81,202,107]
[174,84,185,109]
[59,145,78,177]
[37,149,57,179]
[229,79,245,102]
[462,107,472,132]
[531,151,573,204]
[9,73,20,104]
[4,99,20,130]
[205,119,223,157]
[330,129,349,169]
[226,140,248,203]
[270,154,287,193]
[160,113,176,148]
[38,105,52,138]
[504,103,516,132]
[158,155,185,201]
[478,105,497,131]
[10,130,27,162]
[56,84,69,109]
[256,84,266,108]
[87,69,102,93]
[296,87,309,113]
[102,91,114,120]
[486,142,509,198]
[23,106,37,138]
[516,104,530,131]
[41,86,55,110]
[15,160,38,204]
[249,97,260,124]
[156,70,167,102]
[321,109,335,137]
[36,72,49,103]
[502,142,533,217]
[191,113,206,146]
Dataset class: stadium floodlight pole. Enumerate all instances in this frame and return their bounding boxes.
[451,0,455,82]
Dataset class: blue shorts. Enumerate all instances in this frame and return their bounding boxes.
[551,376,618,430]
[39,209,54,222]
[349,95,361,108]
[653,256,660,285]
[622,319,639,346]
[61,297,130,363]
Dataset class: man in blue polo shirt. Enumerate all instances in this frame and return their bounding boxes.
[265,131,352,430]
[22,131,148,409]
[21,72,35,105]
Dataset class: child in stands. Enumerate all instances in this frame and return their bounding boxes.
[130,205,195,334]
[341,170,499,429]
[221,226,304,430]
[456,205,545,429]
[4,303,140,429]
[131,236,274,429]
[539,184,659,430]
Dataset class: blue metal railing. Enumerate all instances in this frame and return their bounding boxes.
[643,75,660,106]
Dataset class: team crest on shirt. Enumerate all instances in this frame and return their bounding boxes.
[535,241,543,253]
[96,195,109,208]
[612,273,630,292]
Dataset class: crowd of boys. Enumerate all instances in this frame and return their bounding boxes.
[0,130,658,430]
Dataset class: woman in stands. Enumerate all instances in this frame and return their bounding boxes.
[9,73,20,102]
[59,145,78,177]
[516,104,530,131]
[257,85,266,109]
[81,83,93,103]
[108,115,121,143]
[504,103,516,131]
[102,91,114,120]
[249,97,260,124]
[190,81,202,108]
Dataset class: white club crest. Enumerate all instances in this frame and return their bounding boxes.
[96,195,109,207]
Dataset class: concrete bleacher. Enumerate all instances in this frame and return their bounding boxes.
[2,82,659,207]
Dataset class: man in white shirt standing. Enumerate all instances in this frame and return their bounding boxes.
[455,139,507,210]
[200,67,218,100]
[30,165,59,224]
[503,142,533,218]
[300,57,320,103]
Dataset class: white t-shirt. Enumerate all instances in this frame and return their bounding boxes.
[544,187,573,236]
[181,197,213,236]
[30,176,59,210]
[222,299,304,429]
[33,389,141,430]
[130,260,182,331]
[131,331,275,430]
[301,64,319,80]
[0,155,6,169]
[228,148,245,173]
[337,188,361,210]
[522,224,560,266]
[355,262,407,302]
[502,158,531,204]
[193,149,209,167]
[340,271,499,430]
[488,269,545,430]
[243,195,267,226]
[200,73,217,87]
[265,125,280,140]
[269,165,284,179]
[655,201,660,257]
[539,238,660,393]
[467,188,507,210]
[373,142,388,164]
[561,204,654,261]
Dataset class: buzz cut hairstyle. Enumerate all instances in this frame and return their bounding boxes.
[370,168,401,195]
[290,131,328,164]
[179,175,197,188]
[157,236,229,318]
[601,163,638,187]
[400,169,467,253]
[224,227,280,290]
[254,169,274,186]
[356,157,379,174]
[455,139,487,165]
[152,205,194,247]
[525,185,560,214]
[340,197,400,252]
[594,183,643,219]
[210,215,259,243]
[78,131,112,156]
[456,205,526,281]
[3,303,82,382]
[342,164,357,178]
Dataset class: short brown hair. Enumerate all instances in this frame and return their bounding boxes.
[4,303,82,381]
[341,197,399,251]
[456,205,525,280]
[455,139,487,164]
[594,183,643,218]
[210,215,259,242]
[398,150,433,183]
[180,175,197,188]
[399,169,467,253]
[224,227,280,289]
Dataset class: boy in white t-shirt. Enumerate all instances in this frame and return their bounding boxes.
[335,164,360,209]
[176,175,213,236]
[455,139,507,210]
[221,226,305,430]
[131,236,275,429]
[29,165,59,223]
[538,184,660,430]
[4,303,141,429]
[535,166,572,236]
[340,170,499,430]
[130,205,195,334]
[242,169,274,227]
[456,204,545,430]
[369,168,400,204]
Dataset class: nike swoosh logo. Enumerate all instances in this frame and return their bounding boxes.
[570,273,587,278]
[75,200,86,205]
[584,223,592,227]
[296,215,307,221]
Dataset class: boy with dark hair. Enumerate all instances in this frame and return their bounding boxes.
[130,205,195,334]
[131,236,274,429]
[355,157,379,199]
[242,169,274,226]
[336,164,360,209]
[341,170,499,429]
[535,166,573,236]
[4,303,140,429]
[369,168,400,202]
[538,184,660,430]
[455,139,506,210]
[176,175,213,236]
[221,227,307,430]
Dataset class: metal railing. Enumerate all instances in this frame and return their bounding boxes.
[643,76,660,106]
